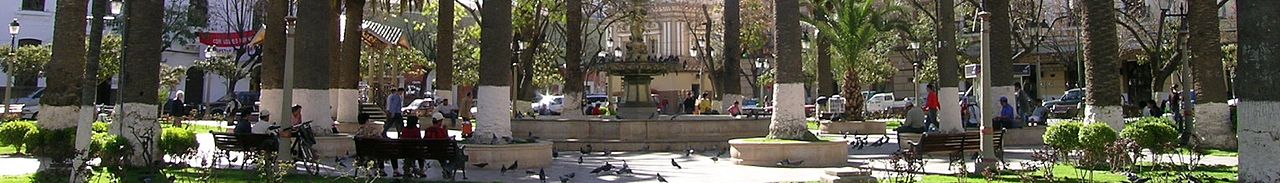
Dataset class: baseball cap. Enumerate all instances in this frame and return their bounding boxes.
[432,112,445,121]
[260,110,271,117]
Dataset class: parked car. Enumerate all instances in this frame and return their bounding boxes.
[402,98,435,114]
[205,91,260,116]
[12,88,43,119]
[532,95,564,115]
[1042,88,1086,118]
[864,93,910,113]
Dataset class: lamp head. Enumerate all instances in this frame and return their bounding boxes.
[8,19,18,35]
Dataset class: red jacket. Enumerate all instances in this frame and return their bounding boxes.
[926,91,941,111]
[425,126,449,139]
[400,127,422,139]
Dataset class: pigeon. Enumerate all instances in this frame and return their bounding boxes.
[842,131,850,139]
[603,149,613,157]
[577,156,584,164]
[685,149,695,157]
[472,163,489,168]
[616,161,633,175]
[579,147,590,155]
[777,159,804,167]
[538,168,547,182]
[553,151,560,157]
[657,173,669,183]
[559,175,572,183]
[670,159,682,169]
[589,162,614,174]
[507,161,520,171]
[710,156,720,163]
[1126,173,1150,183]
[502,136,513,143]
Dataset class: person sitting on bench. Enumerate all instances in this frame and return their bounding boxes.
[994,97,1019,129]
[425,112,449,139]
[895,102,928,133]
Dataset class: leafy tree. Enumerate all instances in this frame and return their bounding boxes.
[0,45,52,87]
[192,55,249,97]
[805,0,903,120]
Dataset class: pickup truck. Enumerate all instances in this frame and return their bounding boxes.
[865,93,911,113]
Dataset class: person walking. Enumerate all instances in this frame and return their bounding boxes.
[384,88,405,137]
[924,84,941,130]
[169,91,187,126]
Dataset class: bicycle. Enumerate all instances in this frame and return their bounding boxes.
[266,120,319,175]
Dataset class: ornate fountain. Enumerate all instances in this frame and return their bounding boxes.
[594,0,680,119]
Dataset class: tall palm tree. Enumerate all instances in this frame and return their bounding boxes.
[721,0,742,108]
[769,0,816,141]
[1235,0,1279,181]
[435,0,456,109]
[477,0,514,144]
[1187,0,1234,149]
[1081,0,1123,130]
[295,0,336,135]
[118,0,167,166]
[807,0,897,122]
[38,0,87,171]
[337,0,366,123]
[562,0,584,117]
[935,0,963,132]
[815,33,834,96]
[262,0,288,126]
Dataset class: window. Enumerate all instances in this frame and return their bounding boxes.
[21,0,46,11]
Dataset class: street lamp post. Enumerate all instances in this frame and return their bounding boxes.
[6,19,19,115]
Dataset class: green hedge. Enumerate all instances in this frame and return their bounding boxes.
[1121,117,1178,153]
[159,127,198,158]
[24,128,77,163]
[91,133,132,166]
[92,122,110,133]
[1079,123,1118,152]
[0,121,38,152]
[1044,121,1083,151]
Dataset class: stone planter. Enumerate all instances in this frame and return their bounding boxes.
[819,121,886,134]
[464,141,554,169]
[729,138,849,168]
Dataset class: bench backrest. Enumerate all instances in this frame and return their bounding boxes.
[212,132,276,152]
[916,132,981,153]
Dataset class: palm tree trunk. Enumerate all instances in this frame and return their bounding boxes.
[477,0,514,144]
[815,33,834,96]
[768,0,817,141]
[720,0,742,110]
[1187,0,1234,149]
[435,0,456,112]
[1081,0,1123,130]
[841,70,865,121]
[1235,0,1280,181]
[118,0,166,166]
[935,0,964,132]
[562,0,584,117]
[39,0,87,171]
[337,0,365,123]
[295,0,337,135]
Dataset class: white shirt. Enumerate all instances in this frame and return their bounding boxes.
[252,120,273,134]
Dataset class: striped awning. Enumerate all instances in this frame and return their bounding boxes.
[361,20,403,45]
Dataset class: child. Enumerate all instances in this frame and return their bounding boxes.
[728,101,742,117]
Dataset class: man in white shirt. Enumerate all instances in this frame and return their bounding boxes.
[252,110,273,134]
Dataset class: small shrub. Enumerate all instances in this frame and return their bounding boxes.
[0,121,38,151]
[1121,119,1179,153]
[159,127,198,158]
[25,128,77,164]
[1044,121,1083,150]
[1078,123,1118,152]
[92,122,110,133]
[91,133,132,166]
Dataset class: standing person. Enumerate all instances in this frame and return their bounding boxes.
[225,94,243,126]
[384,88,405,137]
[924,84,941,130]
[1014,83,1032,121]
[682,91,696,114]
[169,91,187,126]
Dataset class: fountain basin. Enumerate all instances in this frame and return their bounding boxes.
[512,116,769,151]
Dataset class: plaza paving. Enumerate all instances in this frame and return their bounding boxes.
[0,120,1239,182]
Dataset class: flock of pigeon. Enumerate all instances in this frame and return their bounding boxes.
[842,131,891,150]
[467,142,733,183]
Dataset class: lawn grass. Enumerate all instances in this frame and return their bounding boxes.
[0,146,16,155]
[162,122,227,134]
[0,167,485,183]
[807,121,820,130]
[1177,147,1238,157]
[915,164,1237,183]
[886,120,902,130]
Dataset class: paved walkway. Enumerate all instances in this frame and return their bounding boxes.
[0,120,1240,182]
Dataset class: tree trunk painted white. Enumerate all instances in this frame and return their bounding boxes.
[334,89,359,123]
[1193,103,1235,149]
[1239,101,1280,181]
[111,103,160,166]
[260,89,285,126]
[38,106,80,129]
[294,89,333,136]
[1084,105,1124,131]
[767,83,813,140]
[475,86,512,144]
[938,87,963,133]
[561,92,584,118]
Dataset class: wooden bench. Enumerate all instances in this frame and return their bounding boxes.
[902,130,1006,163]
[353,137,466,179]
[210,132,277,169]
